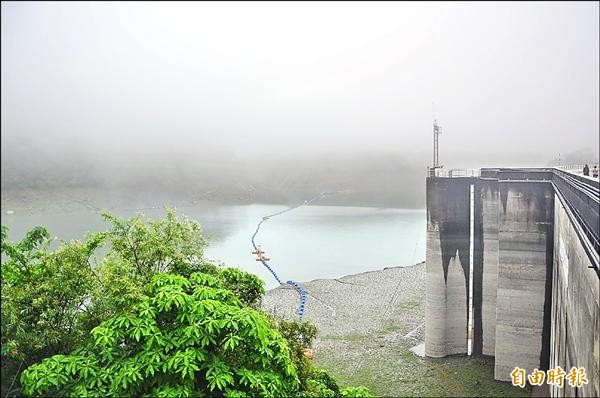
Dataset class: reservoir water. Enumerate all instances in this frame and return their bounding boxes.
[2,204,426,289]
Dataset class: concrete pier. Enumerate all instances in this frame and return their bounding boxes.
[425,168,599,397]
[494,181,554,380]
[474,179,499,357]
[425,178,472,357]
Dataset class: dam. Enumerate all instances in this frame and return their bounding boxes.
[425,167,599,397]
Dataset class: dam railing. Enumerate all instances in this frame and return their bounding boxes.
[555,163,600,175]
[427,164,600,179]
[427,167,480,178]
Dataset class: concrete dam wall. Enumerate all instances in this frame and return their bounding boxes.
[425,169,599,397]
[550,196,599,398]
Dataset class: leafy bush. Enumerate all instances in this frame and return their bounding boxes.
[272,318,318,390]
[100,208,207,279]
[20,272,299,397]
[1,226,102,397]
[1,208,211,396]
[340,386,374,397]
[218,267,265,307]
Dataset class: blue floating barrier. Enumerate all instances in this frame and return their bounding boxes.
[252,193,334,319]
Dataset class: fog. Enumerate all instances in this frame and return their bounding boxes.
[1,1,599,209]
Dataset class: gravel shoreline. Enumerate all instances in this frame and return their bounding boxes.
[263,262,426,395]
[263,261,426,340]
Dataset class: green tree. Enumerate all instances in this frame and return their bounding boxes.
[1,226,103,397]
[272,318,319,392]
[100,208,207,279]
[218,267,265,308]
[20,272,299,397]
[83,208,221,333]
[1,207,211,396]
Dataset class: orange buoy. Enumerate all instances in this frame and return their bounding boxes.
[302,348,314,360]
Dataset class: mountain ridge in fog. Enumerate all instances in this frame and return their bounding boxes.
[1,141,427,209]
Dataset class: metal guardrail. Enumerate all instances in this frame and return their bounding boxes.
[426,167,480,178]
[554,163,600,177]
[552,180,600,278]
[427,164,600,179]
[551,170,600,278]
[553,168,600,202]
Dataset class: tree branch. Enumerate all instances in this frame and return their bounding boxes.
[5,360,24,398]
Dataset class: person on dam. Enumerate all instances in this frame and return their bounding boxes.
[583,164,589,176]
[593,165,599,178]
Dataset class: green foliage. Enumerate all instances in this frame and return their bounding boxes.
[2,207,212,397]
[295,366,374,397]
[1,226,102,397]
[20,273,299,397]
[101,208,207,279]
[218,267,265,307]
[1,225,51,286]
[301,367,341,397]
[272,318,318,391]
[1,224,8,245]
[340,386,374,397]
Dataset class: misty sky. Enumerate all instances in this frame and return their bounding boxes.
[1,1,599,170]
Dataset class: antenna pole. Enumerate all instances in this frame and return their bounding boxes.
[430,103,442,177]
[433,119,442,169]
